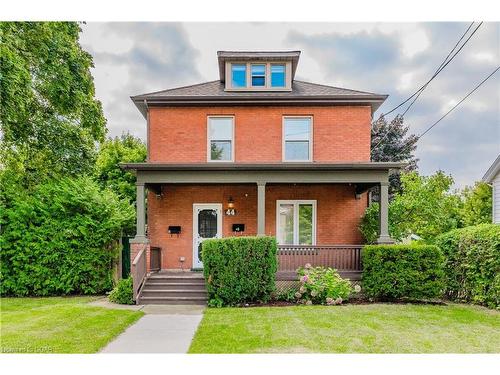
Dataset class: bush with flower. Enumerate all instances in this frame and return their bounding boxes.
[295,264,355,305]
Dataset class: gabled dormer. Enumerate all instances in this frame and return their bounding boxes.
[218,51,300,92]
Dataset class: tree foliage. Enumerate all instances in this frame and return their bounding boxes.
[371,115,419,195]
[360,171,462,243]
[460,181,492,226]
[0,176,134,296]
[94,133,146,204]
[0,22,106,187]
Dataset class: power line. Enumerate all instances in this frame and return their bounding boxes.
[401,22,476,116]
[378,66,499,161]
[380,21,482,118]
[419,65,499,139]
[371,22,483,154]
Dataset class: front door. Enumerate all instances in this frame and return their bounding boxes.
[192,204,222,269]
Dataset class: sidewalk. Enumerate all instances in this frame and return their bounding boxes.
[99,303,204,353]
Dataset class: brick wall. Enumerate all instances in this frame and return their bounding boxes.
[147,183,366,270]
[148,106,371,163]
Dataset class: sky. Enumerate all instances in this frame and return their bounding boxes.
[79,22,500,188]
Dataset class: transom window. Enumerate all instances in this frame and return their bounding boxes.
[277,200,316,245]
[208,117,234,161]
[271,64,285,87]
[231,64,246,88]
[283,117,312,161]
[251,64,266,87]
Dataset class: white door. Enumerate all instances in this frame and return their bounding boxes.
[192,204,222,269]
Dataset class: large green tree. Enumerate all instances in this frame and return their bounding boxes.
[460,181,492,226]
[94,133,147,204]
[360,171,462,243]
[371,115,419,195]
[0,22,106,187]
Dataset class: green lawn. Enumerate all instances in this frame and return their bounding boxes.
[1,297,143,353]
[189,303,500,353]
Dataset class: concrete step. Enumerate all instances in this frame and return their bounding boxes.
[138,296,208,305]
[143,282,207,291]
[141,290,208,298]
[147,278,206,285]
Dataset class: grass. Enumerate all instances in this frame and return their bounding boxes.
[0,296,143,353]
[189,303,500,353]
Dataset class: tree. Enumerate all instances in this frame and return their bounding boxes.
[371,115,419,195]
[359,171,462,243]
[0,22,106,187]
[94,133,147,204]
[460,181,492,226]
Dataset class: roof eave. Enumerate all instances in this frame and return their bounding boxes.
[482,154,500,183]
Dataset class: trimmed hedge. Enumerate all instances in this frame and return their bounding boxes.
[202,236,277,307]
[0,177,134,296]
[435,224,499,308]
[362,244,445,300]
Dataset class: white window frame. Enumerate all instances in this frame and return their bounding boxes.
[207,116,235,162]
[250,64,266,88]
[276,200,317,245]
[282,116,313,162]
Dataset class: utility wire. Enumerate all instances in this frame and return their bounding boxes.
[371,22,483,154]
[380,21,482,118]
[380,66,499,161]
[401,22,476,116]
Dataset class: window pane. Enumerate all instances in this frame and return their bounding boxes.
[251,64,266,87]
[284,118,311,141]
[271,65,285,87]
[232,64,246,87]
[298,204,313,245]
[285,141,309,161]
[278,204,294,245]
[211,141,231,160]
[209,117,233,140]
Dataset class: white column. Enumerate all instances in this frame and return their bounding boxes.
[257,182,266,236]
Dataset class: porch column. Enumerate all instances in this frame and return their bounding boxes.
[376,181,394,244]
[257,181,266,236]
[132,182,148,243]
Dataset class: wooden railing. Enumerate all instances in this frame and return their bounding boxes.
[131,246,147,302]
[277,245,363,272]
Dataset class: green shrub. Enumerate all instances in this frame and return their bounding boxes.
[202,236,277,307]
[296,265,353,305]
[0,176,134,296]
[109,277,134,305]
[435,224,500,308]
[362,244,445,300]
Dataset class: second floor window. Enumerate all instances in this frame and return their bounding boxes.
[251,64,266,87]
[232,64,246,88]
[208,117,234,161]
[283,117,312,161]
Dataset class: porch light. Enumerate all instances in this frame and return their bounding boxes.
[226,196,236,216]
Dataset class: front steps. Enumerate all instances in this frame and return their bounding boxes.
[137,271,208,305]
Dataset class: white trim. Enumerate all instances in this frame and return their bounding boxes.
[282,116,313,162]
[276,200,317,245]
[207,115,235,162]
[192,203,223,269]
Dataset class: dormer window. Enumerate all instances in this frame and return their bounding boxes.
[231,64,246,88]
[251,64,266,87]
[271,64,285,87]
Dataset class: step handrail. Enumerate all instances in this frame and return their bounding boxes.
[131,246,147,302]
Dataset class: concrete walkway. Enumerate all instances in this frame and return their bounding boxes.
[99,303,205,353]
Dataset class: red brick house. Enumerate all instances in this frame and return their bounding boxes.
[123,51,400,304]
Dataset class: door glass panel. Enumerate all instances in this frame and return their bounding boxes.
[298,204,313,245]
[278,204,294,245]
[198,209,218,238]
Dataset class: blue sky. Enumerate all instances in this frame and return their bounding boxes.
[80,22,499,188]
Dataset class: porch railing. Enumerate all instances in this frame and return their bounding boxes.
[277,244,363,274]
[131,246,147,302]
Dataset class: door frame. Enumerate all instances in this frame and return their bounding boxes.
[192,203,223,269]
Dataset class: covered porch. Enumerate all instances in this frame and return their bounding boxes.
[122,162,401,294]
